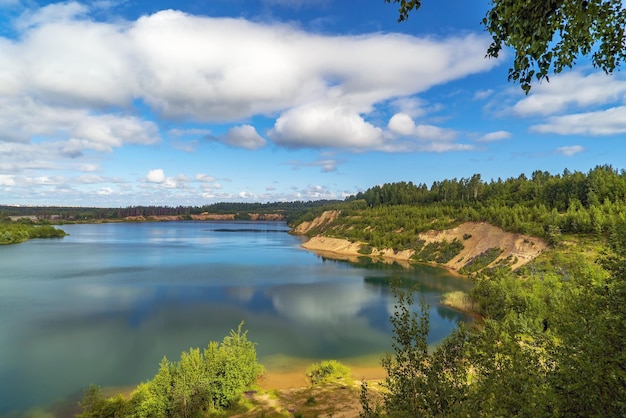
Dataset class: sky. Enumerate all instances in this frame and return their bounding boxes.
[1,0,625,207]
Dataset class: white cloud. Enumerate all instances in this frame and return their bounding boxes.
[219,125,266,150]
[146,169,165,183]
[79,164,99,172]
[473,89,494,100]
[0,97,160,150]
[385,112,460,151]
[0,7,499,165]
[531,106,626,135]
[388,113,416,136]
[96,187,114,195]
[511,71,626,117]
[195,173,215,182]
[556,145,585,157]
[0,175,15,185]
[77,174,104,184]
[477,130,511,142]
[287,158,341,172]
[162,177,177,188]
[390,97,427,118]
[269,102,384,149]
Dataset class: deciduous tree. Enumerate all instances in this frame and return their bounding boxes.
[385,0,626,92]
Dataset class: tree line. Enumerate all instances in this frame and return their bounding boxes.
[352,165,626,210]
[296,165,626,252]
[0,200,340,223]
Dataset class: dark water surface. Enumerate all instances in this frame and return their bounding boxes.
[0,221,472,414]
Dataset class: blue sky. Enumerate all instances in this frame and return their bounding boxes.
[1,0,625,207]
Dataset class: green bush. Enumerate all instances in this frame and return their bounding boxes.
[412,239,464,264]
[460,247,503,274]
[79,323,264,417]
[306,360,352,385]
[358,244,373,255]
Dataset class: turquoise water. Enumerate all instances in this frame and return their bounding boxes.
[0,221,472,414]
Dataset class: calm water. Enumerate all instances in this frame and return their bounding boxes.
[0,221,472,415]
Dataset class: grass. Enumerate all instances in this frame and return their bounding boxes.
[441,291,478,313]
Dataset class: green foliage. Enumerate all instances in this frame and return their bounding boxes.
[484,0,626,93]
[361,238,626,417]
[386,0,626,92]
[459,247,503,275]
[412,239,463,264]
[357,244,373,255]
[315,166,626,252]
[305,360,352,385]
[80,323,263,418]
[0,222,66,244]
[363,284,470,417]
[384,0,421,22]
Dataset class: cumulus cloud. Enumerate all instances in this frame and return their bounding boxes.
[146,169,165,183]
[0,2,505,205]
[384,112,465,152]
[530,106,626,135]
[218,125,266,150]
[477,130,511,142]
[388,113,457,141]
[0,97,160,150]
[388,113,416,136]
[511,71,626,117]
[269,103,384,149]
[0,4,498,165]
[556,145,585,156]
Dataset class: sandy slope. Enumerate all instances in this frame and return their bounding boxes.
[299,213,546,273]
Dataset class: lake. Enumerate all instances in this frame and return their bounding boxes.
[0,221,472,415]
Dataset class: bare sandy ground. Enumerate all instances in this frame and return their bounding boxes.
[301,219,546,273]
[259,365,386,390]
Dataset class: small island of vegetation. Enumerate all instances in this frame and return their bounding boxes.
[0,216,67,244]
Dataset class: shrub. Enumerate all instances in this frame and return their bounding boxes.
[460,248,503,274]
[80,323,263,417]
[306,360,352,385]
[358,244,373,255]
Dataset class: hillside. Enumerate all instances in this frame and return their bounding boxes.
[297,211,546,273]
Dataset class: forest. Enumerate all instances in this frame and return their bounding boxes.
[294,165,626,252]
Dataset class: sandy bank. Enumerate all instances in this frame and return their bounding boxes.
[301,221,546,273]
[259,365,386,390]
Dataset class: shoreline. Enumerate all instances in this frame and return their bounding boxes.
[299,221,547,275]
[259,364,387,391]
[301,235,466,277]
